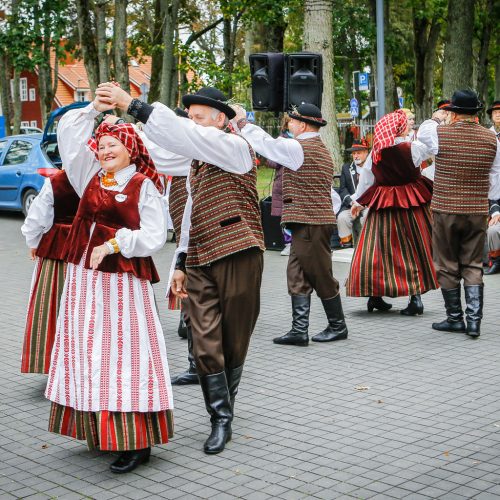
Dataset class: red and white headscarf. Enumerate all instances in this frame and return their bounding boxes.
[88,121,164,194]
[371,109,408,165]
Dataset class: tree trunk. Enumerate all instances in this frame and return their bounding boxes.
[0,53,13,135]
[114,0,130,93]
[265,18,286,53]
[149,0,165,103]
[413,12,441,123]
[442,0,474,97]
[476,0,494,120]
[303,0,342,171]
[383,0,398,113]
[95,0,110,83]
[496,48,500,99]
[75,0,99,93]
[159,0,179,106]
[12,69,21,135]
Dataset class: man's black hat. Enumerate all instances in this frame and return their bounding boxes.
[182,87,235,119]
[288,103,327,127]
[174,107,189,118]
[346,138,370,152]
[441,90,483,115]
[434,99,451,111]
[486,100,500,116]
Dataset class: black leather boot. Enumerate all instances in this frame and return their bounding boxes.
[226,365,244,411]
[312,295,348,342]
[110,447,151,473]
[367,296,392,312]
[400,295,424,316]
[432,288,466,332]
[177,312,188,339]
[464,285,483,338]
[485,257,500,275]
[273,295,310,346]
[200,372,232,454]
[171,326,199,385]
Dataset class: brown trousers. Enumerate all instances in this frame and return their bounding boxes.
[286,223,339,299]
[186,248,264,376]
[432,211,487,289]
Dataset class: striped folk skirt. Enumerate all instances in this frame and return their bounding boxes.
[346,204,439,297]
[49,402,173,451]
[21,257,66,374]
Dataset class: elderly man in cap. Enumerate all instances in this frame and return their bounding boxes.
[418,89,500,338]
[337,138,370,248]
[96,83,265,455]
[233,103,349,346]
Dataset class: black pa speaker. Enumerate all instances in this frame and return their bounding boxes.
[249,53,285,111]
[260,196,285,250]
[284,52,323,110]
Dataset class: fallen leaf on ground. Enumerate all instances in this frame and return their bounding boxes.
[355,385,370,391]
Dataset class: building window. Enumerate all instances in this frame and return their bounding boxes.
[29,88,36,101]
[30,121,38,128]
[76,90,86,102]
[20,78,28,101]
[21,121,30,128]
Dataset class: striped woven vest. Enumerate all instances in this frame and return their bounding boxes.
[281,135,336,225]
[169,176,188,238]
[187,156,264,267]
[432,122,497,215]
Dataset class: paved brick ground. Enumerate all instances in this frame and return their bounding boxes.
[2,210,500,499]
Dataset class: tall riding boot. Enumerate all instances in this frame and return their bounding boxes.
[226,365,244,412]
[171,326,199,385]
[199,372,233,454]
[464,285,484,338]
[312,295,348,342]
[177,312,188,339]
[400,294,424,316]
[432,288,466,332]
[273,295,311,346]
[367,296,392,312]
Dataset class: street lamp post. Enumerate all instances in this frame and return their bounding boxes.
[376,0,385,120]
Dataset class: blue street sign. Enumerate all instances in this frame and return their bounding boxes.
[0,116,5,138]
[358,72,369,91]
[246,111,255,122]
[398,97,404,108]
[350,106,359,118]
[350,98,359,108]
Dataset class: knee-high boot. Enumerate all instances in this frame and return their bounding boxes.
[273,295,310,346]
[464,285,483,338]
[171,325,198,385]
[432,288,466,333]
[312,294,348,342]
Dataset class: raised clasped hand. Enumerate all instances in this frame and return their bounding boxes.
[95,82,133,111]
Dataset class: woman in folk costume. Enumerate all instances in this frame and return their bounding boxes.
[45,99,174,474]
[21,170,80,374]
[346,109,439,314]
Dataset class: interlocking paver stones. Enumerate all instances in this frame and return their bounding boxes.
[2,212,500,499]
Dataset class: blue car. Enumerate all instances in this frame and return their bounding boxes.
[0,101,90,215]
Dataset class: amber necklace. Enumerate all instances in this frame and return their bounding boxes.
[101,171,118,187]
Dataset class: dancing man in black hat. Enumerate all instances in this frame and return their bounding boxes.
[418,89,500,337]
[97,83,265,455]
[234,103,349,346]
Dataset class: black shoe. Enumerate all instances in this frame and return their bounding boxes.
[464,285,483,338]
[199,372,232,454]
[177,313,188,339]
[400,295,424,316]
[110,447,151,474]
[172,326,199,385]
[367,296,392,312]
[432,287,466,332]
[485,257,500,275]
[226,365,244,412]
[312,295,348,342]
[273,295,310,346]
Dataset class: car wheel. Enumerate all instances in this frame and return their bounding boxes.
[22,189,38,216]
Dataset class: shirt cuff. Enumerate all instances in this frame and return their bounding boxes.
[104,242,115,255]
[86,102,102,118]
[127,99,154,124]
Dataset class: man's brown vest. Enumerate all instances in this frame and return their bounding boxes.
[187,157,264,267]
[281,136,336,225]
[432,122,497,215]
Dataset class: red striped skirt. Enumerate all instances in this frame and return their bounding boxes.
[346,204,438,297]
[21,258,66,374]
[48,402,174,451]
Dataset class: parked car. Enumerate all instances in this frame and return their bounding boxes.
[0,101,89,215]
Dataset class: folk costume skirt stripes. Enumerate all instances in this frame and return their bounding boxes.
[49,402,173,451]
[346,204,438,297]
[22,257,66,374]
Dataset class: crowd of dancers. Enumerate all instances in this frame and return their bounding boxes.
[19,83,500,473]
